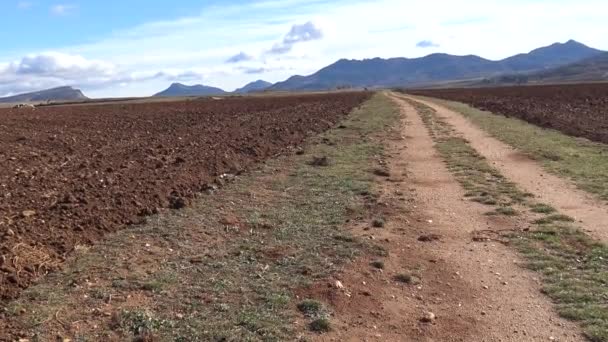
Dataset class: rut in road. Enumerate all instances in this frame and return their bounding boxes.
[319,93,583,341]
[404,95,608,243]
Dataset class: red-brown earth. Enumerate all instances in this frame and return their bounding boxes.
[0,92,370,301]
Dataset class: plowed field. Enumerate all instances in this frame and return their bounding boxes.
[0,92,370,301]
[409,83,608,143]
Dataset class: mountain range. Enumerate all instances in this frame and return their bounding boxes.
[269,40,605,90]
[153,40,607,96]
[1,40,606,102]
[0,86,88,104]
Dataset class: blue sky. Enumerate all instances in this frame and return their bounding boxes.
[1,0,607,97]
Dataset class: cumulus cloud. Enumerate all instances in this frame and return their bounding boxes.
[226,52,255,64]
[11,52,116,78]
[267,21,324,55]
[416,40,440,48]
[284,21,324,44]
[0,52,208,96]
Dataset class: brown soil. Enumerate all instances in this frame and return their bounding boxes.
[0,92,370,302]
[410,96,608,243]
[309,93,584,341]
[409,83,608,144]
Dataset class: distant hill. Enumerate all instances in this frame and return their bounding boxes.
[234,80,272,94]
[455,52,608,87]
[154,83,227,97]
[0,86,88,103]
[500,40,604,71]
[525,52,608,82]
[270,40,605,91]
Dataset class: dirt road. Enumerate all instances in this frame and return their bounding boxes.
[317,94,583,341]
[408,96,608,243]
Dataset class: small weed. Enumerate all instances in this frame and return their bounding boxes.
[309,156,330,167]
[494,206,518,216]
[309,318,331,333]
[539,150,562,161]
[373,168,390,177]
[530,203,557,214]
[265,293,290,310]
[116,310,173,337]
[370,260,385,269]
[369,244,390,257]
[333,234,357,243]
[472,196,498,206]
[141,281,164,293]
[297,299,325,318]
[534,214,575,225]
[372,218,385,228]
[237,311,263,333]
[394,273,419,284]
[89,288,112,301]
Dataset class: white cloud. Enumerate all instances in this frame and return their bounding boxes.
[416,40,440,48]
[268,21,324,55]
[51,4,75,16]
[284,21,323,44]
[226,52,255,64]
[12,52,116,78]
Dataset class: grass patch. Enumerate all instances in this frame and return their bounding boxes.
[403,94,608,342]
[516,226,608,341]
[115,310,175,337]
[533,214,575,225]
[309,318,332,333]
[530,203,557,214]
[423,97,608,202]
[297,299,326,318]
[487,206,518,216]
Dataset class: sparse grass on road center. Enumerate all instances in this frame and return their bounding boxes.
[3,93,400,341]
[404,96,608,342]
[421,97,608,202]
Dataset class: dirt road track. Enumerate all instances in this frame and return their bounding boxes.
[406,96,608,243]
[317,94,583,341]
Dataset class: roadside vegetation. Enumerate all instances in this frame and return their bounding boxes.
[403,96,608,342]
[3,93,400,341]
[421,97,608,202]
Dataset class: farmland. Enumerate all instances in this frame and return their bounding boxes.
[2,90,607,341]
[409,83,608,144]
[0,92,370,302]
